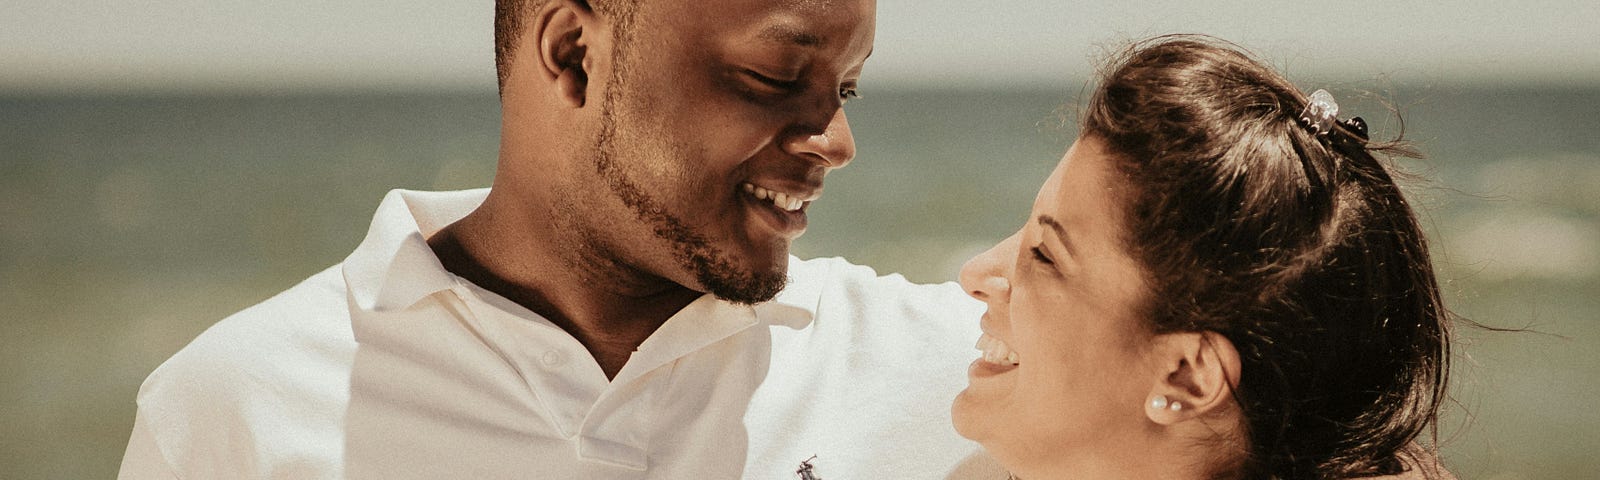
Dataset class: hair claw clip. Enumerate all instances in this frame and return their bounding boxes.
[1339,116,1369,141]
[1298,89,1339,137]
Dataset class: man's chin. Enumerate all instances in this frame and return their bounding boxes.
[704,274,785,305]
[692,247,788,305]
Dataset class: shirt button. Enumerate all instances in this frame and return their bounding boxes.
[541,350,566,367]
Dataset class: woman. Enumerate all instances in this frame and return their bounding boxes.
[952,37,1452,479]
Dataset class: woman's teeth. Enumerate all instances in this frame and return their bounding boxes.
[742,183,804,212]
[976,332,1020,366]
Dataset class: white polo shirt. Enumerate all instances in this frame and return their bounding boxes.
[119,189,1003,479]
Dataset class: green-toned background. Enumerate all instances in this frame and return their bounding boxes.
[2,86,1596,478]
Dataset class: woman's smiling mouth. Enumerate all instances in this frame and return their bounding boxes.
[977,332,1021,367]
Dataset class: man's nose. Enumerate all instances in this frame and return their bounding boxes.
[781,106,855,169]
[958,233,1017,302]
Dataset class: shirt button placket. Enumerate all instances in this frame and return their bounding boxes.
[531,349,584,436]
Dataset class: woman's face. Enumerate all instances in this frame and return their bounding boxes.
[952,136,1158,469]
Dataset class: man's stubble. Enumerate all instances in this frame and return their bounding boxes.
[581,52,787,305]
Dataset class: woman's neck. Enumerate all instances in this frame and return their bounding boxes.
[1009,427,1240,480]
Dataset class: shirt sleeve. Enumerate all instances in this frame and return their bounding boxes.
[118,409,180,480]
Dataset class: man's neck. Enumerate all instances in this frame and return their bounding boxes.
[426,197,701,380]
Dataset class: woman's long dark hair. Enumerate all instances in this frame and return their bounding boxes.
[1081,36,1450,479]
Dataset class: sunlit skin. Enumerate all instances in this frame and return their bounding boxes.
[428,0,874,379]
[954,137,1245,479]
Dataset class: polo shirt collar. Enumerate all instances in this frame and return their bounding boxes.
[343,188,487,312]
[606,255,825,385]
[756,256,826,328]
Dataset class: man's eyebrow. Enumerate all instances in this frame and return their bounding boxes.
[758,24,822,47]
[1036,215,1075,256]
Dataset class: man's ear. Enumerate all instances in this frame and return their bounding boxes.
[530,0,601,108]
[1143,331,1242,425]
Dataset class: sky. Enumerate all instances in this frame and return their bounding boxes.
[3,0,1598,93]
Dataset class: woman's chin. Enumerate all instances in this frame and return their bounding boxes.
[950,390,983,441]
[951,386,1003,442]
[951,392,1029,478]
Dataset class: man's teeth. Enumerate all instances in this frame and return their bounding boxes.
[742,183,804,211]
[976,333,1021,366]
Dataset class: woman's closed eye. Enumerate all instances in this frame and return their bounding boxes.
[1031,245,1055,266]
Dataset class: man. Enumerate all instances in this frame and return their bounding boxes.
[118,0,993,478]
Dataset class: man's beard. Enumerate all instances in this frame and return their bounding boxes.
[587,97,786,305]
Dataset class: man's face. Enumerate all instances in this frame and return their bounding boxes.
[577,0,874,303]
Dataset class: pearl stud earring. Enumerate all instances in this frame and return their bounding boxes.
[1151,395,1184,412]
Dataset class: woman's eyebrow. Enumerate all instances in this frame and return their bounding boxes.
[1036,215,1076,257]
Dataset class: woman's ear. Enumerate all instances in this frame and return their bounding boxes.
[530,0,601,108]
[1143,331,1242,425]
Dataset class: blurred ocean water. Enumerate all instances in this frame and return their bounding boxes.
[1,88,1596,478]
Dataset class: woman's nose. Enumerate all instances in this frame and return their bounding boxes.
[959,233,1017,302]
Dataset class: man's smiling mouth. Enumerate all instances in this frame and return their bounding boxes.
[742,182,811,212]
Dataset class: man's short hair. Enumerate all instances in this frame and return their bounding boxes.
[494,0,639,93]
